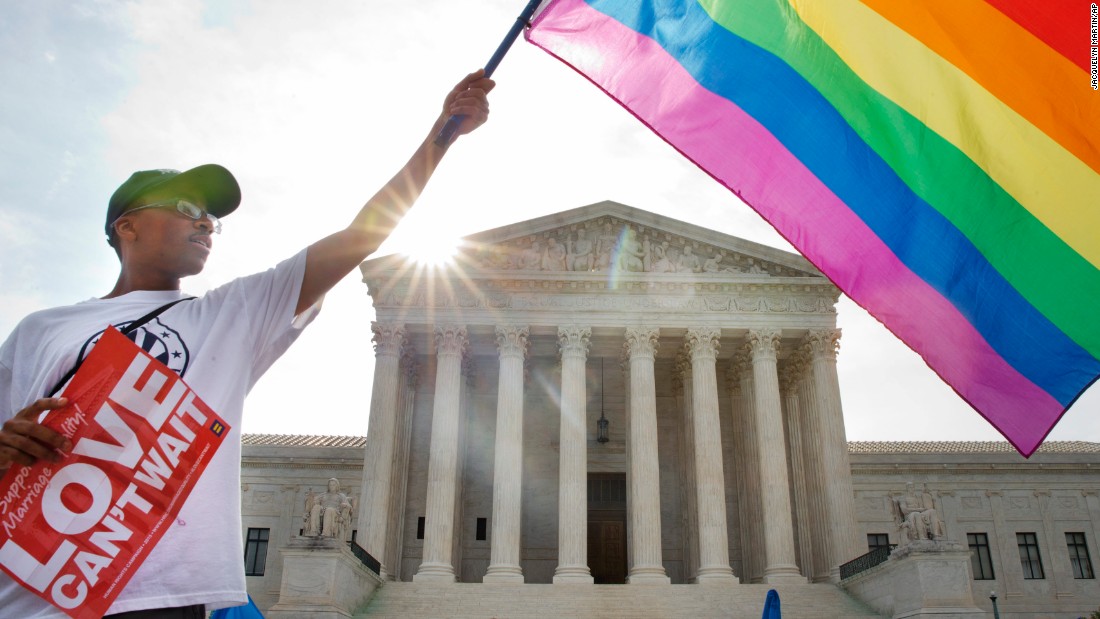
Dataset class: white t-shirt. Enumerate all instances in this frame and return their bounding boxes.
[0,249,317,617]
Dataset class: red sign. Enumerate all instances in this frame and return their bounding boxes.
[0,327,230,619]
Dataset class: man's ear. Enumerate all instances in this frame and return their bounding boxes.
[113,216,138,244]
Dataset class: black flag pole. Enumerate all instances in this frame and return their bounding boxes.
[434,0,544,148]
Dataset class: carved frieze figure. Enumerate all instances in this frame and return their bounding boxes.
[596,222,617,270]
[303,478,354,541]
[519,240,542,270]
[703,250,737,273]
[648,241,672,273]
[892,482,946,543]
[619,237,646,272]
[677,245,702,273]
[568,228,595,271]
[477,245,512,270]
[746,260,768,275]
[543,237,567,271]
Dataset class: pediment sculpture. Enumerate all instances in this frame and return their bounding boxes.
[468,218,784,276]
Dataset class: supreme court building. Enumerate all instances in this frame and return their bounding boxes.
[240,202,1100,618]
[357,200,852,584]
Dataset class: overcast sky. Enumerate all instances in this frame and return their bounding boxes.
[2,0,1096,448]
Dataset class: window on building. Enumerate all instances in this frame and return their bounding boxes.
[417,516,426,540]
[1066,532,1095,579]
[1017,532,1044,579]
[244,528,270,576]
[967,533,995,580]
[867,533,890,553]
[476,517,488,541]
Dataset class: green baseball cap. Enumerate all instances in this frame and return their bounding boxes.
[105,164,241,240]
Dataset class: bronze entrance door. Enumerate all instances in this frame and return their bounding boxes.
[587,473,627,584]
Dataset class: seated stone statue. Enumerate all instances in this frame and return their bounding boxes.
[303,478,353,541]
[893,482,945,544]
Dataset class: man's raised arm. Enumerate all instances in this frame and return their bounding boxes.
[295,70,495,315]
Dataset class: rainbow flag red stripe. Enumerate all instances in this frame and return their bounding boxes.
[527,0,1100,455]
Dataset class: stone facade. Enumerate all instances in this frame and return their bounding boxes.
[847,442,1100,617]
[237,203,1100,618]
[241,438,1100,617]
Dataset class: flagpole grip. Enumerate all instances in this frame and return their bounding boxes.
[434,0,543,148]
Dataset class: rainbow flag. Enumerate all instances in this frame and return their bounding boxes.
[526,0,1100,456]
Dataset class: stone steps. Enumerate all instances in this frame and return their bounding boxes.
[357,582,883,618]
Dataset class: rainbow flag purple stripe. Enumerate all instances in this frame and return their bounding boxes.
[526,0,1100,455]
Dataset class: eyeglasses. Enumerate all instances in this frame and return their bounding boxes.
[117,200,222,234]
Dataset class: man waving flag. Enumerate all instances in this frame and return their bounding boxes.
[526,0,1100,456]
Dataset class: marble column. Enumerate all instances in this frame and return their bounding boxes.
[685,327,736,582]
[554,326,594,583]
[356,322,405,579]
[780,363,812,579]
[624,327,670,584]
[796,350,831,583]
[725,365,749,582]
[484,325,530,583]
[746,329,802,583]
[735,352,764,583]
[414,325,467,582]
[385,348,418,581]
[805,329,861,580]
[677,354,700,582]
[673,358,698,583]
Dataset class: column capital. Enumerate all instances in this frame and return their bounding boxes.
[434,324,468,357]
[401,347,421,388]
[624,326,660,360]
[746,328,782,362]
[783,350,808,385]
[728,350,751,379]
[372,322,406,357]
[724,365,742,396]
[778,363,801,396]
[557,325,592,360]
[495,325,530,360]
[802,328,842,360]
[462,354,477,387]
[671,353,686,393]
[685,327,721,361]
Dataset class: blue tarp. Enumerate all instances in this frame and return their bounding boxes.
[210,595,265,619]
[761,588,781,619]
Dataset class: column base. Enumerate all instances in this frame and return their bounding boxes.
[413,562,456,583]
[695,565,737,583]
[628,566,671,584]
[483,565,525,583]
[553,565,594,584]
[763,564,807,584]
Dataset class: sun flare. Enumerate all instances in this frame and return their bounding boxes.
[400,226,461,266]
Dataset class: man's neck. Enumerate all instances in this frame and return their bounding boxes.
[103,272,181,299]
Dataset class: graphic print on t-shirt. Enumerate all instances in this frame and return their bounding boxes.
[76,317,191,377]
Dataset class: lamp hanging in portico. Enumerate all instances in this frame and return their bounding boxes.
[597,358,610,443]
